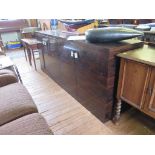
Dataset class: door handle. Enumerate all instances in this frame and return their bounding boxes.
[71,51,74,57]
[42,41,47,45]
[74,52,78,59]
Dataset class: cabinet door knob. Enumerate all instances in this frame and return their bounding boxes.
[74,52,78,59]
[42,41,47,45]
[71,51,74,57]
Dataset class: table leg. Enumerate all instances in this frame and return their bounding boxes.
[27,48,32,66]
[23,46,27,61]
[31,49,37,70]
[41,47,45,69]
[113,99,122,124]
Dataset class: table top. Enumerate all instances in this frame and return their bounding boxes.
[0,55,14,69]
[117,45,155,67]
[21,38,42,45]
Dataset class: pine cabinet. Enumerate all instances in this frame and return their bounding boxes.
[114,45,155,122]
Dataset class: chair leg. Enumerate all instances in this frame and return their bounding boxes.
[32,49,37,70]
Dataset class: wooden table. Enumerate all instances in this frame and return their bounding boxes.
[21,38,42,70]
[0,55,22,83]
[113,45,155,123]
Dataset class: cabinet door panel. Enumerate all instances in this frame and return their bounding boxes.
[60,47,76,97]
[121,60,150,109]
[36,36,48,70]
[75,50,113,122]
[76,49,107,99]
[45,37,61,83]
[144,68,155,118]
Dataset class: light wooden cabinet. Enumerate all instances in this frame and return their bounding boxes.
[113,45,155,122]
[119,59,150,109]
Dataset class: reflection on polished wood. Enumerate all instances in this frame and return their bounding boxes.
[10,50,155,135]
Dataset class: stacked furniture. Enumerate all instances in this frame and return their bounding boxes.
[35,30,144,122]
[0,69,52,135]
[0,19,28,47]
[143,31,155,46]
[21,27,40,38]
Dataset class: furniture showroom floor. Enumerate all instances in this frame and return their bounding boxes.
[6,49,155,135]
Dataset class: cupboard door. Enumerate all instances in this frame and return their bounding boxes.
[45,37,61,83]
[120,59,150,109]
[75,49,113,122]
[36,36,48,70]
[143,68,155,118]
[60,47,77,97]
[75,49,104,100]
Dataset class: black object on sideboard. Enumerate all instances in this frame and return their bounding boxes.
[35,30,144,122]
[143,31,155,45]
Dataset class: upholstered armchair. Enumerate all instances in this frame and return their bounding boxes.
[0,40,6,55]
[0,69,18,87]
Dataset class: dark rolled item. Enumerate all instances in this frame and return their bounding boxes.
[135,25,151,31]
[85,27,144,43]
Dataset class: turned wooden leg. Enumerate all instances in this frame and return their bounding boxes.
[27,48,32,66]
[113,99,122,124]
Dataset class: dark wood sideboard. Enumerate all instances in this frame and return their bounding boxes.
[35,30,144,122]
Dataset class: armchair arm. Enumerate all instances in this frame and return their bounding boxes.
[0,74,18,87]
[0,69,18,87]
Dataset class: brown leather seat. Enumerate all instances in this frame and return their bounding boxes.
[0,113,52,135]
[0,83,38,125]
[0,69,18,87]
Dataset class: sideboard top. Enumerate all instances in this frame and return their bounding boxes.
[117,45,155,67]
[36,30,79,38]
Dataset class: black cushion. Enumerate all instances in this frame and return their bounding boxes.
[85,27,144,43]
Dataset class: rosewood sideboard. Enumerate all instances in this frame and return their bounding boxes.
[35,30,143,122]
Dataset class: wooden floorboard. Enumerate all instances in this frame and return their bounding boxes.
[8,50,155,135]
